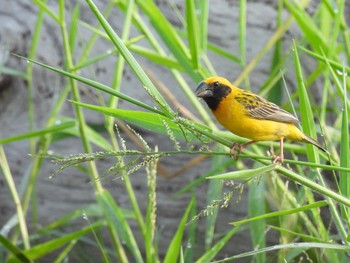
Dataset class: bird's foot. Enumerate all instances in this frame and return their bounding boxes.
[230,141,256,161]
[230,142,244,161]
[272,154,284,164]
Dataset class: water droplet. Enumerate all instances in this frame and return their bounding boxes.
[26,60,31,64]
[107,49,113,55]
[55,120,62,125]
[186,242,192,248]
[336,69,347,76]
[47,150,54,155]
[82,213,88,220]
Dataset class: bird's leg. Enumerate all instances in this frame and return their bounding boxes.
[230,140,256,160]
[272,138,284,164]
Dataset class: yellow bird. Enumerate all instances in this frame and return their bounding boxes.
[195,77,326,163]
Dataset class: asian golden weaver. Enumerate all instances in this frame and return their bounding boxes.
[195,77,326,163]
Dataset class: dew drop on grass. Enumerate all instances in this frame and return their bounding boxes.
[26,60,31,64]
[336,69,347,76]
[55,120,62,125]
[82,213,88,220]
[46,150,54,155]
[186,242,192,248]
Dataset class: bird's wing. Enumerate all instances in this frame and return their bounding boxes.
[235,91,299,124]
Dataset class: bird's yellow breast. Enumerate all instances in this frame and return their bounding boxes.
[212,91,304,142]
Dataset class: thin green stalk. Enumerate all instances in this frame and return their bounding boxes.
[0,146,30,250]
[239,0,250,89]
[18,83,71,245]
[78,1,115,63]
[234,0,311,86]
[293,41,348,244]
[32,0,60,23]
[59,0,102,193]
[87,0,173,117]
[117,1,215,128]
[27,0,46,153]
[106,0,146,237]
[26,0,46,230]
[20,0,114,220]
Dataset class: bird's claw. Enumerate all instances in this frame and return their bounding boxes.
[272,154,284,164]
[230,142,244,161]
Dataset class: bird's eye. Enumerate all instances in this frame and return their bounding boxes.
[213,81,219,88]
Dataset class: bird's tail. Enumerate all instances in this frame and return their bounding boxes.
[302,135,327,153]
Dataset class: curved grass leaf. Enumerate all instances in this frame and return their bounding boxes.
[164,197,194,263]
[231,200,328,226]
[0,235,30,263]
[195,226,239,263]
[70,101,212,141]
[0,121,75,145]
[207,164,277,181]
[86,0,173,117]
[96,190,143,263]
[212,242,350,262]
[7,222,104,263]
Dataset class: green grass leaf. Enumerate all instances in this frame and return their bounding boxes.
[164,197,194,263]
[186,0,200,69]
[0,235,30,263]
[231,200,328,226]
[86,0,174,117]
[293,41,320,163]
[248,173,266,263]
[195,226,239,263]
[7,222,104,263]
[207,164,277,181]
[70,101,212,141]
[136,0,203,82]
[96,190,143,263]
[0,121,75,145]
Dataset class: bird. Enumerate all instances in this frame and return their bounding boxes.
[195,76,327,163]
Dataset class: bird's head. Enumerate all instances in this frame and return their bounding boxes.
[195,77,233,110]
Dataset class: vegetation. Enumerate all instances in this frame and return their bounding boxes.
[1,0,350,262]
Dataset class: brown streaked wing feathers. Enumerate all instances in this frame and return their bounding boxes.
[235,92,299,124]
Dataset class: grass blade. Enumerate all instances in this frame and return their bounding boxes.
[0,235,30,263]
[0,121,75,145]
[339,66,350,219]
[207,164,277,181]
[186,0,200,69]
[96,190,143,263]
[164,198,194,263]
[195,226,239,263]
[231,200,328,226]
[7,222,104,263]
[86,0,173,117]
[248,173,266,263]
[205,145,225,250]
[13,55,161,114]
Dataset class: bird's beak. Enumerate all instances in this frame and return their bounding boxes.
[195,82,213,98]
